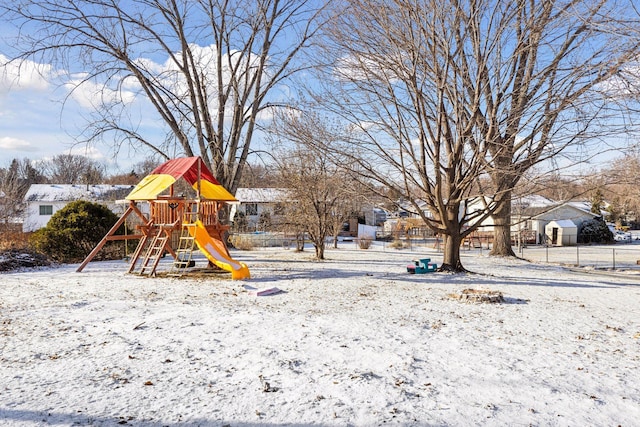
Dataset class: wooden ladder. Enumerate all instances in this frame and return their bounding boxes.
[168,223,197,276]
[138,231,169,276]
[128,233,149,274]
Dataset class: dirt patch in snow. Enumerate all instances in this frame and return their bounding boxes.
[449,288,505,303]
[0,249,52,272]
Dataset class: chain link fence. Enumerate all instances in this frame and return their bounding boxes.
[228,230,640,271]
[516,242,640,270]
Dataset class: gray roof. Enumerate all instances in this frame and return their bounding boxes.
[24,184,134,202]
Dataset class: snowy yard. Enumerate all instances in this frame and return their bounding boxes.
[1,244,639,426]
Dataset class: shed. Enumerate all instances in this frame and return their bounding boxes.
[545,219,577,246]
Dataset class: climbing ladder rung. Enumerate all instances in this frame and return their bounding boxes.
[139,234,169,276]
[168,221,198,276]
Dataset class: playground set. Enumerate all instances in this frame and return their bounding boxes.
[77,157,250,280]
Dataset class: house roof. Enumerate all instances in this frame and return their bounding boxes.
[235,188,288,203]
[547,219,577,228]
[24,184,135,202]
[565,201,595,214]
[513,195,556,209]
[531,201,597,220]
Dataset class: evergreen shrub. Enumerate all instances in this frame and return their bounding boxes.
[30,200,124,262]
[578,217,613,244]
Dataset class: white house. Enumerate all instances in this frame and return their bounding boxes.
[527,203,597,245]
[23,184,134,232]
[467,195,597,244]
[229,188,288,231]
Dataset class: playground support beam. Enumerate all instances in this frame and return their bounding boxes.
[76,201,148,272]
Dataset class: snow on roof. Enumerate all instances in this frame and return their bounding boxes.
[513,194,556,208]
[23,184,135,202]
[565,201,594,214]
[548,219,577,228]
[234,188,288,203]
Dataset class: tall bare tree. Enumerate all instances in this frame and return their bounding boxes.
[467,0,640,256]
[311,0,640,271]
[2,0,330,196]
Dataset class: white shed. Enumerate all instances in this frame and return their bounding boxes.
[545,219,578,246]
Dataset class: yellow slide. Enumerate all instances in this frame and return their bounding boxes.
[188,220,250,280]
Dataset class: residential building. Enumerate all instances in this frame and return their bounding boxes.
[22,184,134,232]
[230,188,288,231]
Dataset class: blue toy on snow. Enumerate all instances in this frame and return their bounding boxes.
[407,258,437,274]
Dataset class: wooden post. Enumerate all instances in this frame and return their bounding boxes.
[77,202,136,272]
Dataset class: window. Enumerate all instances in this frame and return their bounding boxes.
[39,205,53,215]
[245,203,258,216]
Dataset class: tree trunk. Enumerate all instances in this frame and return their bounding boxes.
[295,233,305,252]
[314,241,325,260]
[490,191,516,257]
[440,232,465,272]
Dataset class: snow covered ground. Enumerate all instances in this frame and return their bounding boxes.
[1,244,639,426]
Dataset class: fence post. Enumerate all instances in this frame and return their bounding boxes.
[546,244,549,263]
[613,248,616,270]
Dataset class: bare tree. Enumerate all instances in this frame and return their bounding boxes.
[40,154,105,184]
[105,158,162,185]
[0,158,46,224]
[311,0,640,271]
[2,0,330,197]
[272,112,357,260]
[601,152,640,225]
[237,163,281,188]
[466,0,640,256]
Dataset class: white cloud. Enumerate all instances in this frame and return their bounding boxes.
[68,145,105,161]
[65,75,136,109]
[0,136,38,152]
[334,54,400,84]
[0,54,52,93]
[133,44,263,119]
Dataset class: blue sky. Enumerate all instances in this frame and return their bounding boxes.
[0,33,290,175]
[0,1,633,179]
[0,0,314,176]
[0,49,626,177]
[0,50,163,173]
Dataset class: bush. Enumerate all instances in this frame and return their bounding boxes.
[228,234,255,250]
[358,237,373,249]
[389,238,405,249]
[232,211,248,232]
[578,217,613,244]
[0,224,28,251]
[30,200,124,262]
